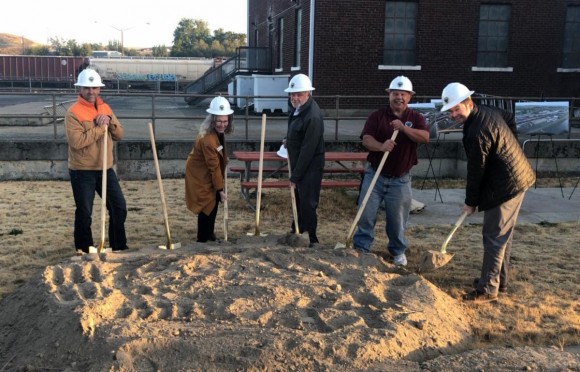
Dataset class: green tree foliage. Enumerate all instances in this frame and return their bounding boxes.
[3,18,246,58]
[152,45,169,57]
[27,45,51,55]
[171,18,246,58]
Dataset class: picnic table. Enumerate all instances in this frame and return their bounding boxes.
[231,151,368,207]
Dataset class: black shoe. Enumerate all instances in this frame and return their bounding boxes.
[112,246,129,252]
[473,278,507,293]
[462,290,498,303]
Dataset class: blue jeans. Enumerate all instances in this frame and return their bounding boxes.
[69,169,127,251]
[353,166,412,256]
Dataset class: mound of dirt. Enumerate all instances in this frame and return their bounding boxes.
[0,236,470,370]
[0,236,578,371]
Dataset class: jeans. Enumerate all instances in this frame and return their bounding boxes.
[69,169,127,251]
[353,165,412,256]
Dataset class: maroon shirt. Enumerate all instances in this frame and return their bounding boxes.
[360,106,428,177]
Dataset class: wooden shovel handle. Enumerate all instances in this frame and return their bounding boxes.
[253,113,267,235]
[97,130,108,253]
[224,166,228,241]
[440,211,468,254]
[148,123,173,249]
[345,130,399,247]
[287,155,300,234]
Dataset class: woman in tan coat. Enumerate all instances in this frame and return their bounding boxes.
[185,96,234,242]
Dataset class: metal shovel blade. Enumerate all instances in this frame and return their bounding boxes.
[158,242,182,250]
[418,251,455,273]
[418,211,468,273]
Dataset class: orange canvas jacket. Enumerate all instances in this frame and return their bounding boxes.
[185,131,227,215]
[65,95,124,170]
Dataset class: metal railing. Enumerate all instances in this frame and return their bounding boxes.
[1,91,578,142]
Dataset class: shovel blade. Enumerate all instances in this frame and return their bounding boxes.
[334,242,347,250]
[418,250,454,273]
[159,242,181,250]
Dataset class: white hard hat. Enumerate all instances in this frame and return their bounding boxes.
[284,74,315,93]
[207,96,234,115]
[276,144,288,159]
[440,82,475,112]
[74,68,105,87]
[386,76,415,94]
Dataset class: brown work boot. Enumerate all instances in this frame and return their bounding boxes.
[462,290,498,303]
[472,278,507,293]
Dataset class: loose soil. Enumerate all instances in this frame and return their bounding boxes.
[0,179,578,371]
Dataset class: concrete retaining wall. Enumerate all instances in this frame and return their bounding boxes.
[1,139,579,181]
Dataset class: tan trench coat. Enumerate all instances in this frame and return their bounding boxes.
[185,131,227,215]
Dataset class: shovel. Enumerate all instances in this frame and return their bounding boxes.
[288,162,300,235]
[224,166,229,241]
[275,144,299,233]
[418,211,468,272]
[335,130,399,249]
[94,131,111,254]
[248,113,268,237]
[148,123,181,250]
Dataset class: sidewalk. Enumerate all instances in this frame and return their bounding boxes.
[409,186,580,226]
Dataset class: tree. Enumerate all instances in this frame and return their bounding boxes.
[170,18,245,58]
[27,45,51,55]
[172,18,211,57]
[152,45,169,57]
[107,40,122,53]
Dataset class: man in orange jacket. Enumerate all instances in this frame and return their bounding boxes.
[65,69,128,253]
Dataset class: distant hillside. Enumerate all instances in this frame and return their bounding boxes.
[0,33,39,55]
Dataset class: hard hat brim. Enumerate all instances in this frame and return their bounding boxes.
[440,90,475,112]
[207,108,234,115]
[284,87,315,93]
[74,82,105,87]
[386,88,415,94]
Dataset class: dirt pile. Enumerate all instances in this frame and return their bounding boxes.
[1,237,477,370]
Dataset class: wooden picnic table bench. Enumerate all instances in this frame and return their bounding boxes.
[232,151,368,208]
[229,165,365,179]
[240,179,361,190]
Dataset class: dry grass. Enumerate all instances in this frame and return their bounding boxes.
[0,177,579,351]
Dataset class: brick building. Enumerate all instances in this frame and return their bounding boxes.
[248,0,580,101]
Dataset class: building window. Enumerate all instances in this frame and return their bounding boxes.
[294,8,302,68]
[277,18,284,70]
[383,1,417,66]
[562,6,580,68]
[477,4,511,67]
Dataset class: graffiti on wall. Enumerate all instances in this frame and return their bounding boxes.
[115,73,178,81]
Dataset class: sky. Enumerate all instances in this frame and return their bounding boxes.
[2,0,248,48]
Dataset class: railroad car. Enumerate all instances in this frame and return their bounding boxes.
[0,55,88,84]
[0,55,215,90]
[89,57,214,84]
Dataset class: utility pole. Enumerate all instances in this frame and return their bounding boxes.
[111,26,133,55]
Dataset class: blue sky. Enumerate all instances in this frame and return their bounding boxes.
[2,0,248,48]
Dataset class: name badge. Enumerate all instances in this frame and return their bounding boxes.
[216,145,223,152]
